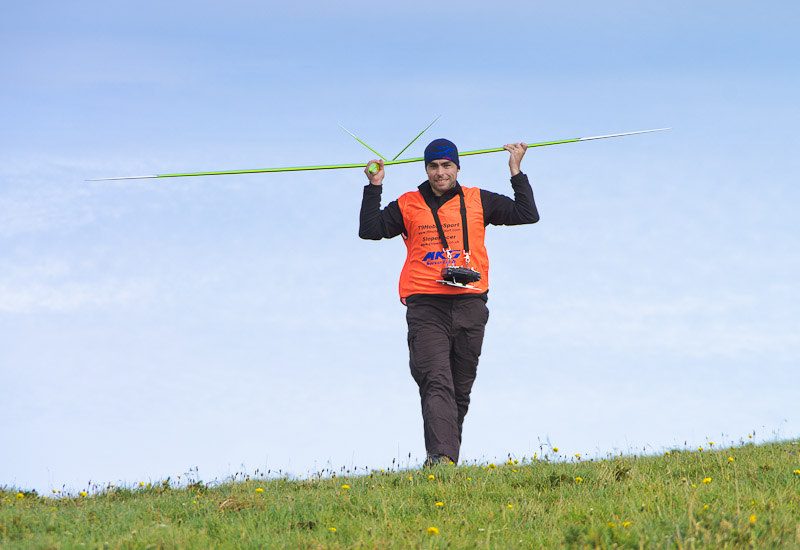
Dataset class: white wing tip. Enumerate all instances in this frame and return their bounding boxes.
[578,128,671,141]
[85,175,158,181]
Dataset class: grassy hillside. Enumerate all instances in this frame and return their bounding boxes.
[2,439,799,549]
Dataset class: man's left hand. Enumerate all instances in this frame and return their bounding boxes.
[503,142,527,176]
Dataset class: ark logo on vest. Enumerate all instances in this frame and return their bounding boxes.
[422,250,462,263]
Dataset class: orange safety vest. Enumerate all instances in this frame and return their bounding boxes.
[397,186,489,301]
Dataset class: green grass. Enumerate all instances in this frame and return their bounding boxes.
[2,439,799,549]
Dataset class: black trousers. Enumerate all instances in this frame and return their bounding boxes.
[406,294,489,463]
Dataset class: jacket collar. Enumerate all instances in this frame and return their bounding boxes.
[419,180,461,210]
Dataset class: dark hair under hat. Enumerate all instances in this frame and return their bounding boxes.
[424,138,460,168]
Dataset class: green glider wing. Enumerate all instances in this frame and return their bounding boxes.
[88,127,669,181]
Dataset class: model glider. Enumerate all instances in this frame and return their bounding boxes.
[88,122,669,181]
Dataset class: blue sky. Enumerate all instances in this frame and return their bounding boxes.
[2,0,798,493]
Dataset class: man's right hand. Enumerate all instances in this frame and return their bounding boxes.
[365,159,385,186]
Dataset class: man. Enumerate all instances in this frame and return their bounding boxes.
[359,138,539,466]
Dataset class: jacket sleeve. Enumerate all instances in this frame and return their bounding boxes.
[480,172,540,226]
[359,184,407,240]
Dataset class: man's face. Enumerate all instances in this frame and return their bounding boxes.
[426,159,459,196]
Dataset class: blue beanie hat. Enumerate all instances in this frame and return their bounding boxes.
[424,138,460,168]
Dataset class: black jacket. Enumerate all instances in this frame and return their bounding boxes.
[359,172,539,240]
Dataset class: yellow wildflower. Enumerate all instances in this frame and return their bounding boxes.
[575,453,580,458]
[435,502,444,507]
[139,482,145,487]
[553,447,559,453]
[428,475,435,480]
[709,441,714,446]
[698,446,703,451]
[794,470,800,475]
[692,484,697,488]
[664,451,670,456]
[728,457,735,462]
[15,493,24,500]
[622,521,631,528]
[575,477,583,484]
[427,526,439,535]
[608,522,616,528]
[702,478,712,484]
[507,504,513,509]
[488,463,496,469]
[255,488,264,494]
[328,527,337,532]
[749,514,756,525]
[341,485,350,490]
[703,505,709,510]
[80,491,88,497]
